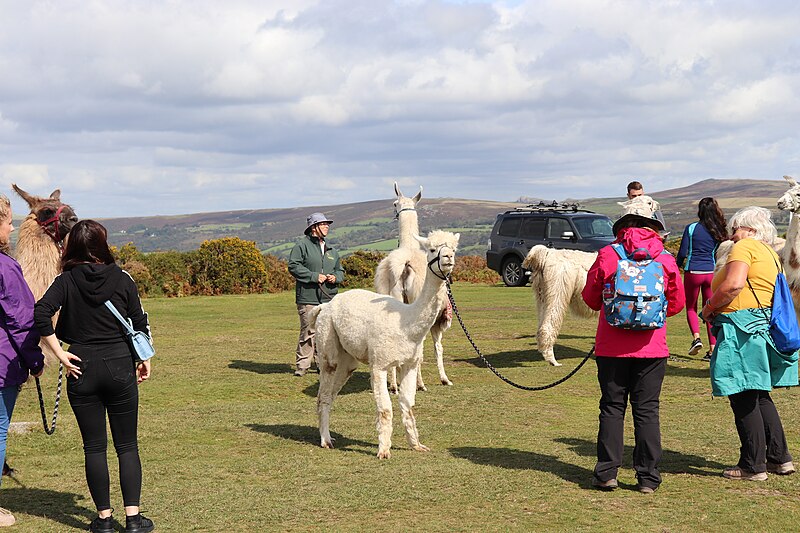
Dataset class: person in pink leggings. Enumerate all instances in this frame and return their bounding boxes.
[676,198,729,360]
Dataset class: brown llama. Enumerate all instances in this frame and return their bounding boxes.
[12,185,78,363]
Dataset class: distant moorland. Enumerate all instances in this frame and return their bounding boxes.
[91,178,793,257]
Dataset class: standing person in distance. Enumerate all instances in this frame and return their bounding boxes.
[0,195,45,528]
[701,206,797,481]
[288,212,344,377]
[34,220,154,533]
[676,197,729,360]
[582,203,685,494]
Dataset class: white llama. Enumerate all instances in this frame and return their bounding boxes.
[311,230,458,459]
[776,175,800,315]
[522,245,598,366]
[374,183,453,390]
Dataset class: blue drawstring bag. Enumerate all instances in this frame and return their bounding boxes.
[748,244,800,355]
[770,271,800,354]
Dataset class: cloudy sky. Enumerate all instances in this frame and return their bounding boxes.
[1,0,799,218]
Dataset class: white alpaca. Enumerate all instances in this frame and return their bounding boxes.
[311,230,458,459]
[374,183,454,390]
[775,175,800,314]
[522,245,598,366]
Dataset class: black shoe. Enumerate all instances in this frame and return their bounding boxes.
[125,513,154,533]
[688,338,703,355]
[90,515,115,533]
[702,351,712,362]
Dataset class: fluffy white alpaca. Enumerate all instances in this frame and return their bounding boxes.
[311,230,457,459]
[522,245,598,366]
[374,183,454,390]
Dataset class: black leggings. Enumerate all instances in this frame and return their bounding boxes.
[67,342,141,510]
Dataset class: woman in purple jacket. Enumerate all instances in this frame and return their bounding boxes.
[0,195,45,528]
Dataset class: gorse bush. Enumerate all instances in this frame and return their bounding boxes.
[193,237,269,295]
[341,250,385,289]
[262,253,294,293]
[451,255,501,284]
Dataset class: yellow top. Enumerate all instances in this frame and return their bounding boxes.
[712,238,780,313]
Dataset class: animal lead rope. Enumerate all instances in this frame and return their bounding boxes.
[445,281,593,391]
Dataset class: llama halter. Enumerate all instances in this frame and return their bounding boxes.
[38,205,68,247]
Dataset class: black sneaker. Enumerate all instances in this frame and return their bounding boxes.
[90,515,115,533]
[688,338,703,355]
[702,351,712,362]
[125,513,155,533]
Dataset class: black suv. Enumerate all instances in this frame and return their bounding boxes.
[486,202,615,286]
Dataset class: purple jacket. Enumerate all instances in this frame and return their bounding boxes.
[0,253,44,387]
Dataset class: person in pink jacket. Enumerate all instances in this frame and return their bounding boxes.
[582,206,685,494]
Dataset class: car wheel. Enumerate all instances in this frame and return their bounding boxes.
[501,257,528,287]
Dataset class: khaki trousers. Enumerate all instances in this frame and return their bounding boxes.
[295,304,318,371]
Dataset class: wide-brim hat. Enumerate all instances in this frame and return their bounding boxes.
[612,213,665,236]
[305,212,333,234]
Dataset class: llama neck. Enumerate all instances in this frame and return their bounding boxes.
[784,210,800,274]
[397,210,420,249]
[407,267,446,339]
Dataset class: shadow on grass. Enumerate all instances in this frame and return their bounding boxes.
[449,446,593,487]
[228,360,293,375]
[665,362,711,379]
[300,371,372,398]
[454,346,593,368]
[555,437,727,476]
[2,488,93,530]
[246,424,375,455]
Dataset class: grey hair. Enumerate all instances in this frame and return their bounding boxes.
[728,206,777,244]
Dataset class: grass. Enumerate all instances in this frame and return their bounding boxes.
[4,284,800,531]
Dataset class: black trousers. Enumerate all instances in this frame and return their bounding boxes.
[67,342,142,510]
[595,356,667,489]
[728,389,792,473]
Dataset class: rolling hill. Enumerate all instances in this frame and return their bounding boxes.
[94,178,793,257]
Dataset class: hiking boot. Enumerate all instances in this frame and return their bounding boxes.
[591,477,618,491]
[0,507,14,527]
[702,351,712,362]
[723,466,767,481]
[767,461,796,475]
[638,485,656,494]
[688,338,703,355]
[125,513,155,533]
[89,515,114,533]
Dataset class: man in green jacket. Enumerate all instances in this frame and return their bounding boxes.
[288,212,344,376]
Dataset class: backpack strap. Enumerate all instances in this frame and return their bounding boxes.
[611,243,627,260]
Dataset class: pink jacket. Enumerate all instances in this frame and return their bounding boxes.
[582,227,685,358]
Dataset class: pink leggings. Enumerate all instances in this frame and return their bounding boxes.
[684,272,715,346]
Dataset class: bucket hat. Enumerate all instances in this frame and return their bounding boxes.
[305,212,333,234]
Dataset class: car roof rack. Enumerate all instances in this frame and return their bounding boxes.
[508,201,594,214]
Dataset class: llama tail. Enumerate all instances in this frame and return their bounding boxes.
[308,303,325,329]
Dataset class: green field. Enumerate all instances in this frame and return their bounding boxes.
[4,285,800,531]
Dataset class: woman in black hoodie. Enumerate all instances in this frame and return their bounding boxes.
[34,220,154,533]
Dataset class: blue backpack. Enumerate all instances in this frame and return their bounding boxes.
[603,244,668,330]
[747,244,800,354]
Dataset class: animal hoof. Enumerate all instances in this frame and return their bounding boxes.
[377,449,391,459]
[545,358,562,367]
[389,387,398,395]
[441,379,453,386]
[414,444,431,452]
[321,439,334,449]
[417,385,428,392]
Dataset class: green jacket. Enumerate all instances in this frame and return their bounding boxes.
[710,308,799,396]
[288,235,344,305]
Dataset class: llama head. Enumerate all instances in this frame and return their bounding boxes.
[12,184,79,243]
[413,230,459,278]
[777,175,800,213]
[393,181,422,217]
[617,194,660,218]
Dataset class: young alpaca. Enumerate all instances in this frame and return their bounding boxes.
[522,245,598,366]
[311,230,458,459]
[12,185,78,364]
[374,183,454,390]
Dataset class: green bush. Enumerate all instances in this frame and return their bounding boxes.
[263,254,295,293]
[341,250,385,289]
[192,237,269,295]
[143,251,195,297]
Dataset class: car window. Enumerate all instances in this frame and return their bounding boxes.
[519,217,546,238]
[497,217,522,237]
[546,218,572,239]
[572,216,614,238]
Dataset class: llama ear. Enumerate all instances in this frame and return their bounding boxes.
[11,184,36,208]
[394,181,402,198]
[413,233,427,246]
[49,189,61,201]
[412,186,422,203]
[454,233,461,244]
[617,200,626,207]
[784,175,798,187]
